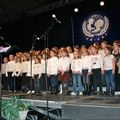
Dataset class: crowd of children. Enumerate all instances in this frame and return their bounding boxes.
[1,40,120,96]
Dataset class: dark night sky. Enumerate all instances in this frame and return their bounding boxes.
[0,0,120,53]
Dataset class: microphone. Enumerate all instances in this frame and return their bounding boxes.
[0,36,4,40]
[5,42,11,47]
[54,17,61,24]
[52,14,61,24]
[33,34,40,40]
[14,45,19,49]
[33,34,38,38]
[0,36,11,47]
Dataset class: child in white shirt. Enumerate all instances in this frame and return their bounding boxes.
[40,53,49,92]
[81,49,92,95]
[21,55,29,92]
[33,57,41,94]
[91,45,104,95]
[71,51,84,95]
[104,46,115,96]
[47,50,59,94]
[13,56,22,92]
[58,49,71,94]
[6,54,15,92]
[1,57,8,90]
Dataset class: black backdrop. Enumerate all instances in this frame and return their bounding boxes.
[0,1,120,52]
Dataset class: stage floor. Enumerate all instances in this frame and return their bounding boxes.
[2,90,120,120]
[2,90,120,108]
[2,91,120,120]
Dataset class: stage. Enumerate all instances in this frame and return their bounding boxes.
[2,91,120,120]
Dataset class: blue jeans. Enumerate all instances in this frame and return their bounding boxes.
[82,69,90,93]
[105,70,115,91]
[50,75,58,87]
[72,73,84,93]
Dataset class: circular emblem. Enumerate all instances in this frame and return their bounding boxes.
[82,14,109,41]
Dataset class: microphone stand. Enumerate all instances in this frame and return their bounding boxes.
[29,34,46,93]
[39,23,54,120]
[29,35,38,93]
[44,28,52,120]
[31,18,59,120]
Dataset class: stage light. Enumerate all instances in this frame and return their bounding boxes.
[100,1,104,6]
[74,8,79,13]
[36,37,40,40]
[52,14,56,18]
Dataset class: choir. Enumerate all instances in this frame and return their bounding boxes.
[1,40,120,96]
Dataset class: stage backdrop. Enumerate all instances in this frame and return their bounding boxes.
[49,4,120,48]
[72,10,120,47]
[1,1,120,51]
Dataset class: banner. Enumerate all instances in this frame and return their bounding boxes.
[73,11,119,46]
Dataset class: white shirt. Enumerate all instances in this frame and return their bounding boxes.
[26,60,34,76]
[22,61,29,73]
[6,61,15,76]
[81,55,92,72]
[1,63,7,74]
[71,58,82,73]
[91,54,103,70]
[104,54,114,70]
[41,59,48,74]
[13,62,22,76]
[98,49,106,61]
[58,57,70,72]
[69,53,74,63]
[47,57,59,75]
[117,58,120,74]
[33,63,41,77]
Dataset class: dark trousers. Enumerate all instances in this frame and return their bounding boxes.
[40,73,49,91]
[72,73,83,93]
[118,74,120,90]
[15,75,21,91]
[105,70,115,91]
[92,68,102,93]
[61,81,69,93]
[7,72,14,91]
[82,69,90,93]
[114,69,120,91]
[50,75,58,87]
[26,76,34,91]
[34,74,40,93]
[89,74,94,94]
[22,73,27,91]
[2,74,8,90]
[50,75,58,93]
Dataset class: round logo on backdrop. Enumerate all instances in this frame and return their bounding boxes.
[82,14,109,41]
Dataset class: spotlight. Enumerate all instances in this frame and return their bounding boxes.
[36,37,40,40]
[100,1,104,6]
[52,14,56,18]
[74,8,79,13]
